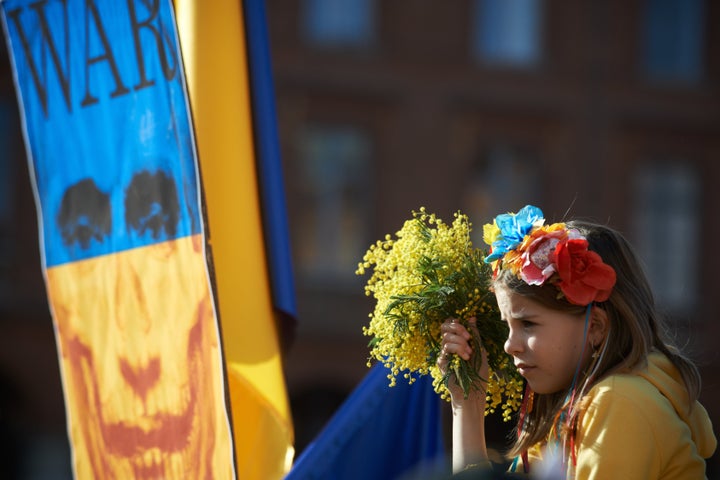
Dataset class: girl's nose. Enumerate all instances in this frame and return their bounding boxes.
[504,327,523,356]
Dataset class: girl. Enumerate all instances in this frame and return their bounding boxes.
[438,205,716,479]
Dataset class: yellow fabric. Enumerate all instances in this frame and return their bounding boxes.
[47,236,235,479]
[514,352,717,479]
[173,1,294,478]
[574,352,715,479]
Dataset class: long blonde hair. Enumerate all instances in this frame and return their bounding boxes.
[497,221,701,459]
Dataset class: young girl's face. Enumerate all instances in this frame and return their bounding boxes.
[496,285,593,395]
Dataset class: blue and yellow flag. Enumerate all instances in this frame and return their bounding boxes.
[174,0,296,478]
[1,0,235,478]
[286,364,447,479]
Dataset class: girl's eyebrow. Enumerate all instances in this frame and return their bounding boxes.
[500,311,524,323]
[508,310,538,321]
[500,305,537,322]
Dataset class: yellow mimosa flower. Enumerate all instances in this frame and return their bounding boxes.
[357,209,524,420]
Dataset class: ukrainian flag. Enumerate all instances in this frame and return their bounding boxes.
[175,0,296,478]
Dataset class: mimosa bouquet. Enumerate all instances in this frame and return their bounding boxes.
[356,208,524,421]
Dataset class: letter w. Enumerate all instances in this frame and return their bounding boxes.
[7,0,72,117]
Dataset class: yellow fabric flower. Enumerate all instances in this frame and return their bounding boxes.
[483,221,501,246]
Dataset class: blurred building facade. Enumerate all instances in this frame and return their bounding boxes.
[0,0,718,477]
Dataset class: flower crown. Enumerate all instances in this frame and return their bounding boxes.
[482,205,616,306]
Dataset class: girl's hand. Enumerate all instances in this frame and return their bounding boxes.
[437,317,488,404]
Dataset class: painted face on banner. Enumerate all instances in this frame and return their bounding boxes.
[46,171,233,479]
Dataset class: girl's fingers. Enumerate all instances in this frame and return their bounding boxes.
[441,318,471,340]
[439,319,473,361]
[442,342,472,361]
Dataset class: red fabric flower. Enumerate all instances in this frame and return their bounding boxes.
[555,238,616,305]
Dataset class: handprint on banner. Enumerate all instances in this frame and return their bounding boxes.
[124,170,180,240]
[57,179,112,250]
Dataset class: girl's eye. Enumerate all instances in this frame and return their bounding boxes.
[521,320,535,329]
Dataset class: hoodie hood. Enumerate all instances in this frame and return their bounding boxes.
[639,352,717,459]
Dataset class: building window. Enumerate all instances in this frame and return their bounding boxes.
[642,0,706,84]
[463,144,541,244]
[294,124,372,284]
[471,0,543,68]
[302,0,375,48]
[632,162,699,312]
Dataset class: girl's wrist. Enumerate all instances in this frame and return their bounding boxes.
[451,390,486,411]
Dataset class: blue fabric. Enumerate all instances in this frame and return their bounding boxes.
[243,0,297,318]
[286,364,448,480]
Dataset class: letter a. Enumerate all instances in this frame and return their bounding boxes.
[81,0,131,107]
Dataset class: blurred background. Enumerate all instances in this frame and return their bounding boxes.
[1,0,718,478]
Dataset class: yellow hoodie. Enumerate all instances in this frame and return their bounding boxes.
[517,352,717,479]
[576,352,716,478]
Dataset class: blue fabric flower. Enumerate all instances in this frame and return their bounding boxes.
[485,205,544,262]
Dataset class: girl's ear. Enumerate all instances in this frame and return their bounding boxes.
[589,306,609,347]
